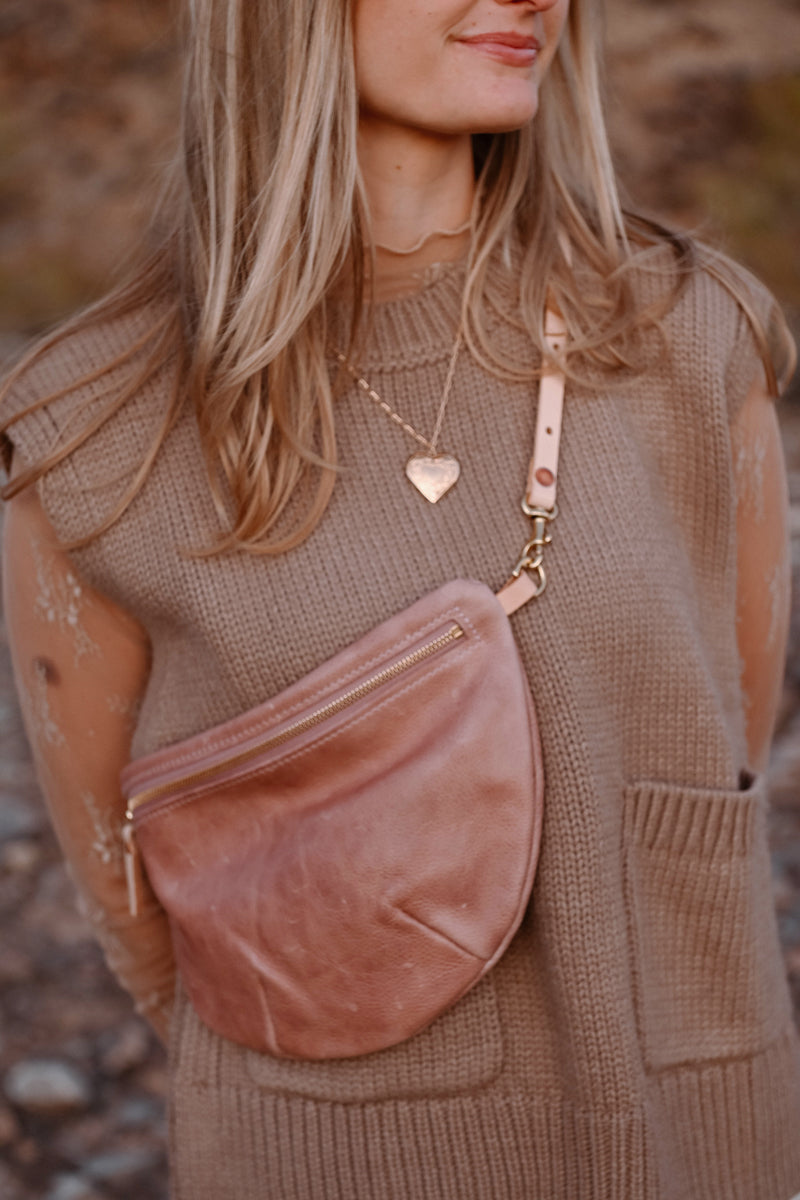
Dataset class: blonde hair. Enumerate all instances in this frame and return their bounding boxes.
[0,0,792,553]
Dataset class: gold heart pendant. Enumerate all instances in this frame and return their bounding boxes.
[405,454,461,503]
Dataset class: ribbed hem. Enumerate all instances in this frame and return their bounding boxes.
[169,999,800,1200]
[169,991,658,1200]
[652,1025,800,1200]
[171,1086,656,1200]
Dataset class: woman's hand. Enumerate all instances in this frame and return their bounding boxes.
[733,376,792,776]
[2,476,175,1040]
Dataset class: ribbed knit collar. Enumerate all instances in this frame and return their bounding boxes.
[329,249,520,374]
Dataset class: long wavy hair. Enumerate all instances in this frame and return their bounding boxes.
[0,0,792,553]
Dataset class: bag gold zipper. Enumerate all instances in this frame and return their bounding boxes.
[121,621,464,916]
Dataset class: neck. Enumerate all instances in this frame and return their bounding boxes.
[357,117,475,254]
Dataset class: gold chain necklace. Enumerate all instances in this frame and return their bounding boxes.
[332,329,463,504]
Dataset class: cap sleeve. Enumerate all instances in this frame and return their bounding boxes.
[1,310,173,549]
[1,349,63,476]
[721,265,795,423]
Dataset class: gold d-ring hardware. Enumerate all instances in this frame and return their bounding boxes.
[510,502,558,597]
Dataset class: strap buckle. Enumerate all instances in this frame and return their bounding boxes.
[510,503,558,597]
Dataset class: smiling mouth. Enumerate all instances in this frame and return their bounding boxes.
[457,33,541,66]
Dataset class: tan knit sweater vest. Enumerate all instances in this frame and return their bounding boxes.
[5,255,800,1200]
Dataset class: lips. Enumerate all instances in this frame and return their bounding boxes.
[457,31,541,67]
[460,33,541,51]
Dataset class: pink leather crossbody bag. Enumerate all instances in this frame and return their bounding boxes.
[120,313,567,1060]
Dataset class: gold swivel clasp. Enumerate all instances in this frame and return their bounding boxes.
[510,502,558,597]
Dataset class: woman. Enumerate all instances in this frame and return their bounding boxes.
[2,0,799,1196]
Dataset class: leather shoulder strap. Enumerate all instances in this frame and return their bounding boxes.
[496,309,567,617]
[526,309,567,510]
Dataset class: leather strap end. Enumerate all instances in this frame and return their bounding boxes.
[496,573,541,616]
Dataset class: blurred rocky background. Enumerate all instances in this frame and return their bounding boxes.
[1,0,799,1196]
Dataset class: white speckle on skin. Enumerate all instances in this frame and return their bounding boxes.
[31,537,99,664]
[81,791,124,873]
[767,557,790,649]
[105,693,143,726]
[23,660,66,747]
[734,432,768,523]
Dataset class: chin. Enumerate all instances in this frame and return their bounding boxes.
[458,92,540,135]
[474,112,538,134]
[466,107,539,135]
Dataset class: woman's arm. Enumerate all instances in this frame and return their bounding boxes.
[732,376,792,776]
[2,479,175,1039]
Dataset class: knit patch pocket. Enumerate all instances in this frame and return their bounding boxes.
[622,775,790,1071]
[244,971,504,1102]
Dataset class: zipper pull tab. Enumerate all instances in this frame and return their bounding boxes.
[122,812,141,918]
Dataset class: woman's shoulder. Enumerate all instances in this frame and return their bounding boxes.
[1,299,176,473]
[639,245,793,419]
[1,299,180,548]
